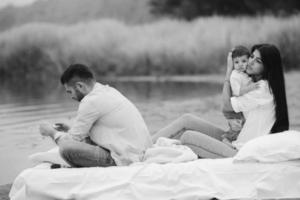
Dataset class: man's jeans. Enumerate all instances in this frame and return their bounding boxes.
[59,137,116,167]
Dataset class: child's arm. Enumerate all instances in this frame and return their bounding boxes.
[230,73,242,96]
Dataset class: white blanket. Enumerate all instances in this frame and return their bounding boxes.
[10,158,300,200]
[142,137,198,163]
[28,137,197,166]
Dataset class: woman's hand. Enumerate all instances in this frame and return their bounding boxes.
[222,49,235,113]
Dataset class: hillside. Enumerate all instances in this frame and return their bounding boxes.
[0,0,154,31]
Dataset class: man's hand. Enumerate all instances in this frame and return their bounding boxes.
[39,123,57,138]
[54,123,70,132]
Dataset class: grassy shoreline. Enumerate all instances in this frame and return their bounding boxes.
[100,74,225,83]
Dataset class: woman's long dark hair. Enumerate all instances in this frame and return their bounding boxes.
[251,44,289,133]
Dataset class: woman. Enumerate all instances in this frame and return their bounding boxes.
[152,44,289,158]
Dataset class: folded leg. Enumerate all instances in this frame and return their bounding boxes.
[180,130,237,158]
[152,113,225,142]
[58,138,116,167]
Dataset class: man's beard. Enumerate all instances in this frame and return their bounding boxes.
[74,88,85,102]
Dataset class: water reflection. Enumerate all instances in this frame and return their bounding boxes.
[109,81,222,102]
[0,80,222,105]
[0,79,222,133]
[0,79,64,105]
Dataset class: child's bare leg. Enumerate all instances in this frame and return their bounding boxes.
[152,113,225,142]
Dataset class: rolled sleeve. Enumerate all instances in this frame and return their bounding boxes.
[68,99,102,141]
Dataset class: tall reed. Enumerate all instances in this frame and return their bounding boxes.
[0,15,299,83]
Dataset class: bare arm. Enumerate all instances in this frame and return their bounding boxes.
[222,52,234,113]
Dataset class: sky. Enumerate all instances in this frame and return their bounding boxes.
[0,0,39,8]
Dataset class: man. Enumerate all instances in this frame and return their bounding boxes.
[39,64,152,167]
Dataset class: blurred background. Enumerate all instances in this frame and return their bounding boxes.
[0,0,300,189]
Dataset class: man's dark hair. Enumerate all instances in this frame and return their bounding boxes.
[60,64,95,85]
[232,45,250,59]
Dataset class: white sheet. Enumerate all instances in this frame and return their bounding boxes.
[9,158,300,200]
[142,137,198,163]
[28,137,197,166]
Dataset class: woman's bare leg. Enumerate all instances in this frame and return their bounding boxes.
[180,130,237,158]
[152,113,225,142]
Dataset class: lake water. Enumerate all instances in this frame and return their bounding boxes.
[0,80,222,132]
[0,79,222,184]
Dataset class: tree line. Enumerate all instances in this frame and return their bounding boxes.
[150,0,300,20]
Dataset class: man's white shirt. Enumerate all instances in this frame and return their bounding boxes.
[58,83,153,166]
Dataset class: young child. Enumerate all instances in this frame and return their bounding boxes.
[222,46,258,145]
